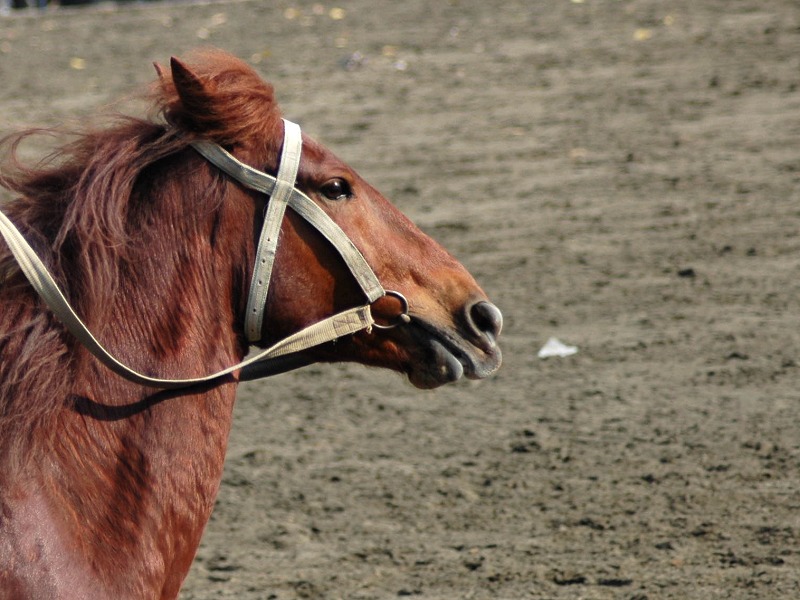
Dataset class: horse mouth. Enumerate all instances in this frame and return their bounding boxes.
[404,318,502,389]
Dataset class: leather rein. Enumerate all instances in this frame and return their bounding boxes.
[0,119,408,390]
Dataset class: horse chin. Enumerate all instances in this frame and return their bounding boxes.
[405,338,464,389]
[404,320,502,390]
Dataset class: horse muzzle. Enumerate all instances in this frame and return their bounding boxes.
[399,299,503,390]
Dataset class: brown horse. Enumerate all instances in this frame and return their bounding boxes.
[0,49,501,599]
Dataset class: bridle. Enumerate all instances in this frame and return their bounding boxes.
[0,119,409,389]
[192,119,410,341]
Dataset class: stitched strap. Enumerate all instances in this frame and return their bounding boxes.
[0,207,374,389]
[244,119,302,342]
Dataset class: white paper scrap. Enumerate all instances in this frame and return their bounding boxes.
[537,337,578,359]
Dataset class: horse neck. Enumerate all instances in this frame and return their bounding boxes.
[0,159,255,596]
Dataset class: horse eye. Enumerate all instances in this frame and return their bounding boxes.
[320,178,352,201]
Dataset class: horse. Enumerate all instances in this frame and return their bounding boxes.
[0,49,502,599]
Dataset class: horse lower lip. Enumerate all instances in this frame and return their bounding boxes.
[430,339,464,383]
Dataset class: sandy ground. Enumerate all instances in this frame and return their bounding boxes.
[1,0,800,598]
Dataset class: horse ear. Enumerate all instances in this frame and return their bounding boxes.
[170,56,217,117]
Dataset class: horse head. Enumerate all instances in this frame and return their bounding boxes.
[156,50,502,389]
[158,51,502,389]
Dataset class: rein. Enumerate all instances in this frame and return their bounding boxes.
[0,119,406,389]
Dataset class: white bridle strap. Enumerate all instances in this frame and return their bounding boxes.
[244,119,301,342]
[191,134,385,305]
[0,208,375,389]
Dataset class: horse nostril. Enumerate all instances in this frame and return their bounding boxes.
[466,301,503,348]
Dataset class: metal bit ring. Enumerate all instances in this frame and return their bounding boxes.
[372,290,411,329]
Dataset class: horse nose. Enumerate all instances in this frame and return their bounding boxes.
[465,300,503,350]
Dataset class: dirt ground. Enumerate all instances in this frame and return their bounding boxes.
[1,0,800,598]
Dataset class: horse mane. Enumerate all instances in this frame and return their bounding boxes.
[0,49,283,468]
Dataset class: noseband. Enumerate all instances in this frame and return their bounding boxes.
[0,119,408,389]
